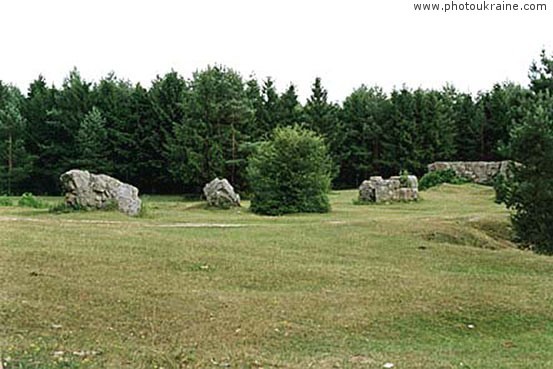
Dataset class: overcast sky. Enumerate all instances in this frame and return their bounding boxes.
[1,0,551,101]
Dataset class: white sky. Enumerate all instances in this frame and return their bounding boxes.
[1,0,551,102]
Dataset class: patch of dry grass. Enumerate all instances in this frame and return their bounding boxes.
[1,184,553,368]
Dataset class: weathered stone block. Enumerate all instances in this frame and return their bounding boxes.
[203,178,240,208]
[60,169,142,216]
[359,175,418,203]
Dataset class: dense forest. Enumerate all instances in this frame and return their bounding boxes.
[0,51,551,195]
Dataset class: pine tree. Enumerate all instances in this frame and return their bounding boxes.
[304,77,342,182]
[278,84,302,126]
[504,92,553,253]
[75,107,111,173]
[381,88,418,175]
[0,84,35,195]
[47,68,93,185]
[166,65,253,191]
[92,73,136,181]
[259,77,281,133]
[413,88,456,170]
[340,85,389,186]
[477,83,530,160]
[22,75,58,193]
[452,91,480,160]
[244,77,265,140]
[147,71,189,192]
[529,49,553,94]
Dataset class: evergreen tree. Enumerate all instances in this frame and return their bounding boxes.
[0,84,35,194]
[257,77,281,135]
[413,88,457,169]
[529,49,553,94]
[381,88,418,175]
[47,68,93,186]
[166,65,253,191]
[304,77,342,182]
[21,75,58,193]
[278,84,302,126]
[476,83,529,160]
[92,73,136,181]
[147,71,189,193]
[451,91,480,160]
[504,92,553,253]
[244,77,265,140]
[340,85,389,186]
[75,107,110,173]
[130,83,166,193]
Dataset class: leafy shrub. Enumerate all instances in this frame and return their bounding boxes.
[0,196,13,206]
[49,201,85,213]
[419,169,469,191]
[138,197,150,218]
[247,126,333,215]
[493,173,512,204]
[102,199,119,211]
[18,193,48,208]
[399,169,410,187]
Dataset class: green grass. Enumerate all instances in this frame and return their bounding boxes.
[1,184,553,368]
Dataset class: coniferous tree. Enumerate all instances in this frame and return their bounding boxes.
[0,84,34,194]
[92,73,136,181]
[259,77,281,133]
[477,83,530,160]
[413,88,457,170]
[498,50,553,253]
[340,85,389,186]
[529,49,553,94]
[381,88,418,175]
[22,75,58,193]
[166,65,253,191]
[48,68,94,184]
[304,77,342,182]
[452,91,480,160]
[504,92,553,253]
[244,77,265,140]
[75,107,111,173]
[278,84,302,126]
[148,71,189,192]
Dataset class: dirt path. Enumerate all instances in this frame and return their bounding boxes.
[0,216,247,228]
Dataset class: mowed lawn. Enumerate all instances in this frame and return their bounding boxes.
[1,184,553,369]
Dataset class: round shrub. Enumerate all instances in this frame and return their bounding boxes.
[419,169,469,191]
[247,126,333,215]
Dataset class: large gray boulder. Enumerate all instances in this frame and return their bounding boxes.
[359,175,418,203]
[203,178,240,208]
[60,169,142,216]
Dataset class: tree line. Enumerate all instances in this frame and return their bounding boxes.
[0,57,545,195]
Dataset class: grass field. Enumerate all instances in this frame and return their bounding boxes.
[2,184,553,368]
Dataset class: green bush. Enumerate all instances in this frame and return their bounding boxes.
[18,193,48,208]
[49,201,85,213]
[399,169,410,187]
[493,173,512,204]
[419,169,469,191]
[0,196,13,206]
[247,126,333,215]
[138,197,150,218]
